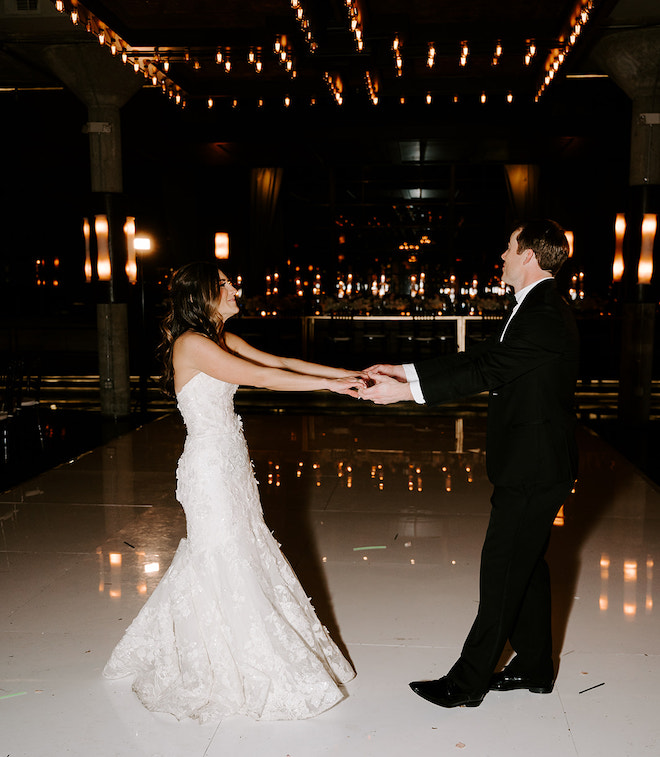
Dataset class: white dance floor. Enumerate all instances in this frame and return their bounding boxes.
[1,410,659,756]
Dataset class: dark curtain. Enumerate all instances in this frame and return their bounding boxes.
[504,164,539,223]
[249,167,283,287]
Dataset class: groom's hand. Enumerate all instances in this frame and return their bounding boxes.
[364,363,407,381]
[359,374,413,405]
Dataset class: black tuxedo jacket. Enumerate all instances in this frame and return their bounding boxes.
[416,279,579,487]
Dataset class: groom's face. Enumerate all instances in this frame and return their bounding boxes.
[501,230,528,291]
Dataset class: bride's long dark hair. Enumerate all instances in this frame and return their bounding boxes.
[159,261,227,396]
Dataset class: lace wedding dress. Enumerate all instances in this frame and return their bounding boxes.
[103,371,354,722]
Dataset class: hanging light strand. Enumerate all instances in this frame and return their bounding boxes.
[290,0,318,53]
[52,0,185,107]
[364,71,378,105]
[536,0,596,100]
[393,34,403,76]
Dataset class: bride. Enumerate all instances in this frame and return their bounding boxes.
[103,262,360,722]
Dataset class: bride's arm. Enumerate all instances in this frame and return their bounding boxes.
[174,332,362,394]
[224,331,361,379]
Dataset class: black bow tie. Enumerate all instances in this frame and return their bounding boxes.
[505,291,517,306]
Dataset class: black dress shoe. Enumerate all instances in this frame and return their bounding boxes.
[489,671,554,694]
[409,676,486,708]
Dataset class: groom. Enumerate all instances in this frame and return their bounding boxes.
[359,219,579,708]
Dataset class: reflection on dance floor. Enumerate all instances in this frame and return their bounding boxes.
[1,410,659,756]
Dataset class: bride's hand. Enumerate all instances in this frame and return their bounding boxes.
[327,376,365,398]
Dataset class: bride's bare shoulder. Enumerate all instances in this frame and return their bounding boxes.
[174,331,216,354]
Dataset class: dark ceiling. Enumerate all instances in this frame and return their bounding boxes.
[0,0,629,105]
[0,0,658,288]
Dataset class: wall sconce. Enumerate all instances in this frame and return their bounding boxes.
[95,214,111,281]
[565,230,574,258]
[638,213,657,285]
[83,218,92,282]
[134,235,152,253]
[215,232,230,259]
[613,213,625,282]
[124,216,136,283]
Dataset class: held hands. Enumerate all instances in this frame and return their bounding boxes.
[358,364,413,405]
[363,363,407,381]
[328,375,367,398]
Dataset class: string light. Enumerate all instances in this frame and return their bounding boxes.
[460,40,469,66]
[537,0,594,100]
[365,71,378,105]
[492,39,502,66]
[291,0,317,53]
[324,72,343,105]
[393,34,403,76]
[56,0,593,112]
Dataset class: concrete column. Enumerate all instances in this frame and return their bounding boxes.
[593,28,660,188]
[42,44,142,417]
[593,29,660,426]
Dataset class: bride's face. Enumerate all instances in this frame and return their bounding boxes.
[215,271,240,321]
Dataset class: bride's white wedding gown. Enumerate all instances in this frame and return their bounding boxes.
[103,371,354,722]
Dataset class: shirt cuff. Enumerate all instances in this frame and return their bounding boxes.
[403,363,419,382]
[408,380,426,405]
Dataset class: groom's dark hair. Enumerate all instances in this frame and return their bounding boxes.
[515,219,569,275]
